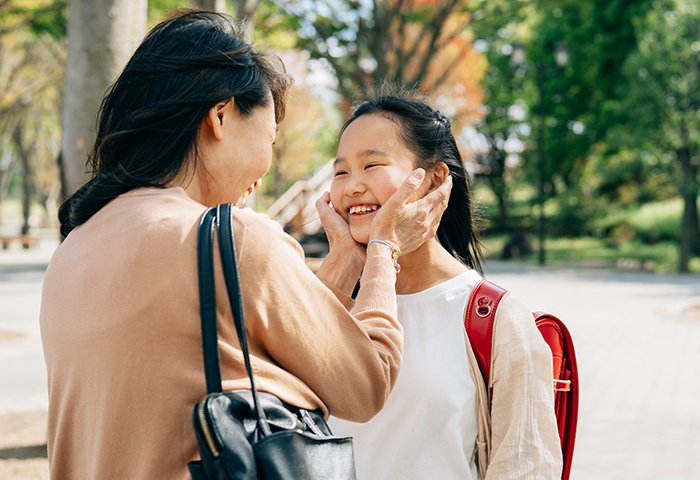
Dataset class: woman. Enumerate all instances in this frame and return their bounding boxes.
[324,92,563,479]
[39,11,451,480]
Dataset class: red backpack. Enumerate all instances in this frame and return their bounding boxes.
[464,279,579,480]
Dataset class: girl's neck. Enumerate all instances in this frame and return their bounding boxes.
[394,237,469,295]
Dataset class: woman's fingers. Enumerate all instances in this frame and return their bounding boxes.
[384,169,426,208]
[315,192,342,239]
[385,174,452,255]
[411,174,452,247]
[315,192,367,269]
[369,169,426,244]
[415,174,452,235]
[316,192,353,247]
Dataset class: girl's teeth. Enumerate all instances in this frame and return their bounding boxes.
[350,205,377,214]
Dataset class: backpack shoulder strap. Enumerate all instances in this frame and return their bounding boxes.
[464,279,508,389]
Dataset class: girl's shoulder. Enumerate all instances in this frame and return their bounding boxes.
[493,293,550,357]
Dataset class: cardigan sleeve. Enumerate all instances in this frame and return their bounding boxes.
[233,212,401,422]
[485,295,563,480]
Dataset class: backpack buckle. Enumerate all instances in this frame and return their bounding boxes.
[476,297,492,318]
[553,379,571,392]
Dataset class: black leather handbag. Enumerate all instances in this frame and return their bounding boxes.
[188,204,357,480]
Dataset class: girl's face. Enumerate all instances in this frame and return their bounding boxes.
[331,113,430,245]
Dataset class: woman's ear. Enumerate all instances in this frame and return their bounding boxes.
[202,99,235,141]
[427,163,450,191]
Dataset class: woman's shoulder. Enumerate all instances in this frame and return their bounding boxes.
[230,207,305,260]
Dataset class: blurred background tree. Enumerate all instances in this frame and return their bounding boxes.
[0,0,698,272]
[611,0,700,272]
[60,0,147,197]
[265,0,484,124]
[0,0,66,232]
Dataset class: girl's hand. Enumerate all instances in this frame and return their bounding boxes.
[369,169,452,255]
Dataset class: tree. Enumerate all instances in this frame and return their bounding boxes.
[0,1,65,230]
[617,0,700,272]
[189,0,227,13]
[188,0,262,19]
[470,0,654,236]
[269,0,483,125]
[467,0,532,231]
[60,0,147,197]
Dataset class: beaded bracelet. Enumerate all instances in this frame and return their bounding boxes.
[367,239,401,273]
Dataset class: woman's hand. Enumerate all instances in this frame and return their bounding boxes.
[315,192,366,296]
[369,169,452,255]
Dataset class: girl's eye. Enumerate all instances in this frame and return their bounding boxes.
[365,164,380,170]
[334,170,347,177]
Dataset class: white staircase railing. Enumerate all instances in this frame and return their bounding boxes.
[266,160,334,237]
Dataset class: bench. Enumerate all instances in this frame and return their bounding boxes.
[0,235,40,250]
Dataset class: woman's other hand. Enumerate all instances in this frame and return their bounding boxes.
[369,169,452,255]
[315,192,366,296]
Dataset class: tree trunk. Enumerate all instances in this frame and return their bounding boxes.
[190,0,227,12]
[677,145,696,273]
[60,0,147,198]
[12,122,33,237]
[677,107,700,272]
[486,152,509,231]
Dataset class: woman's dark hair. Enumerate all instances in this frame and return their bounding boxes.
[58,9,293,237]
[342,89,485,274]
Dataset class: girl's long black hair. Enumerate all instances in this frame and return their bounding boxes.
[343,91,485,275]
[58,10,292,237]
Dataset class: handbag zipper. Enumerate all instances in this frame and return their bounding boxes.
[197,400,221,457]
[300,409,324,436]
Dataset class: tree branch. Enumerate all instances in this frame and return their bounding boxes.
[408,0,461,86]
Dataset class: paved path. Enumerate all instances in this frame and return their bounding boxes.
[486,262,700,480]
[1,244,699,479]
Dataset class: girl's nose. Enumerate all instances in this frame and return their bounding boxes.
[345,174,366,196]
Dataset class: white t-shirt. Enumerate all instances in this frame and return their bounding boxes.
[330,270,483,480]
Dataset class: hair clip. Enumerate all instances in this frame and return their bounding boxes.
[434,110,452,129]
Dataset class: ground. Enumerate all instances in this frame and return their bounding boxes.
[1,239,700,479]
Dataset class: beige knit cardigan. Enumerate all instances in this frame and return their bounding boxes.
[40,187,402,480]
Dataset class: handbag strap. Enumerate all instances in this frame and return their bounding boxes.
[197,207,222,394]
[196,204,271,436]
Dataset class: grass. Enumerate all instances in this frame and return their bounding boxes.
[475,182,699,274]
[481,233,699,274]
[595,197,686,242]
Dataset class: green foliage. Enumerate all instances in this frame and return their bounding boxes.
[0,1,67,39]
[148,0,191,26]
[596,197,693,244]
[469,0,654,235]
[617,0,700,151]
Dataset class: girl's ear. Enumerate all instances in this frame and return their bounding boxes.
[427,163,450,192]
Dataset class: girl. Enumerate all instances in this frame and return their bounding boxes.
[323,92,563,479]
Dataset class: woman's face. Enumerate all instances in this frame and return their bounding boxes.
[190,94,277,207]
[331,113,430,245]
